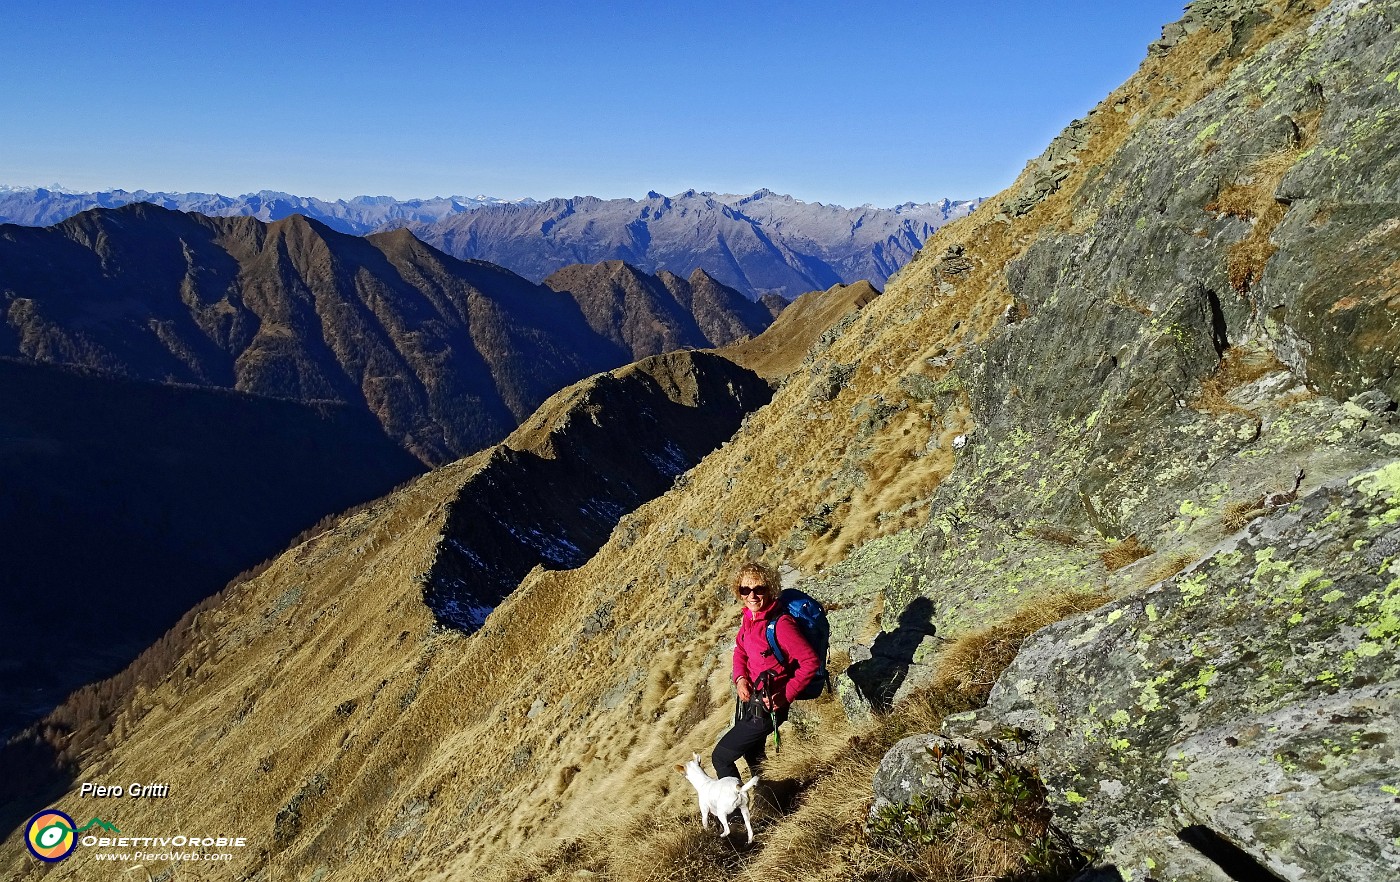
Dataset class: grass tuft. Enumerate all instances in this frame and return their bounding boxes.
[1100,535,1153,572]
[1024,524,1083,546]
[1222,498,1266,533]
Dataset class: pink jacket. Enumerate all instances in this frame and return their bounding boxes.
[732,601,819,708]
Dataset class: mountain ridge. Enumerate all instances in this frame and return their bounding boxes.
[0,204,774,463]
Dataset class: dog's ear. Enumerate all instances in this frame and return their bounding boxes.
[674,763,685,774]
[692,751,701,763]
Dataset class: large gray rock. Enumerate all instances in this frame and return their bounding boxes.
[870,733,965,816]
[980,462,1400,879]
[1171,683,1400,881]
[873,0,1400,683]
[862,2,1400,878]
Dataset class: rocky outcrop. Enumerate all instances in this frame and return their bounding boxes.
[856,0,1400,673]
[954,463,1400,880]
[1001,118,1091,218]
[867,1,1400,878]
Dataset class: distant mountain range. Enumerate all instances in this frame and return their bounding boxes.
[0,203,774,464]
[0,186,981,300]
[0,185,518,232]
[400,190,981,300]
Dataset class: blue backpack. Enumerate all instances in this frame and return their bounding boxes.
[765,588,831,700]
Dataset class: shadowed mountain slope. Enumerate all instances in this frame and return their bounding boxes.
[0,356,423,739]
[543,262,775,358]
[0,207,772,464]
[4,2,1400,881]
[425,349,773,629]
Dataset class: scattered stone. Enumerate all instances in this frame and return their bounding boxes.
[1353,389,1398,414]
[937,244,974,277]
[899,372,942,402]
[812,361,858,402]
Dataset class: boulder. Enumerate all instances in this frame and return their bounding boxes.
[1171,683,1400,881]
[979,463,1400,879]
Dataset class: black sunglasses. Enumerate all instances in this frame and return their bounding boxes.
[738,584,767,596]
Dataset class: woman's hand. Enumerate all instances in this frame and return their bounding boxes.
[736,677,752,702]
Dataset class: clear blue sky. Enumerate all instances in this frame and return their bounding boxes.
[2,1,1186,207]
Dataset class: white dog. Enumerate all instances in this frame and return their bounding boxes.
[675,753,760,842]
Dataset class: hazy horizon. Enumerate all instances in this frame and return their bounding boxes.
[2,1,1184,208]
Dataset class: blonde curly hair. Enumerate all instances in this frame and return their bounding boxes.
[729,561,780,603]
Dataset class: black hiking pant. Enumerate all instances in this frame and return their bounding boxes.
[712,702,787,781]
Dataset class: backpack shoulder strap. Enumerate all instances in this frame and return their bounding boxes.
[765,617,788,666]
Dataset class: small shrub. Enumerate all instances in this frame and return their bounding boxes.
[1100,535,1152,572]
[868,735,1086,881]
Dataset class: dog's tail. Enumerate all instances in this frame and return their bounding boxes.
[740,776,761,792]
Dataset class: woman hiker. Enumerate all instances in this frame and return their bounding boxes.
[712,561,819,781]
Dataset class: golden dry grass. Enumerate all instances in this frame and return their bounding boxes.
[1100,535,1154,571]
[1227,202,1287,293]
[1207,142,1312,293]
[722,281,882,381]
[1223,498,1267,533]
[1193,344,1287,418]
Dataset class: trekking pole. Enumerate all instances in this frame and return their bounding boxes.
[756,671,781,755]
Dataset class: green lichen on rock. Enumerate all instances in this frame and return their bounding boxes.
[979,463,1400,878]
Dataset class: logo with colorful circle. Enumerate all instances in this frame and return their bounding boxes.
[24,809,120,862]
